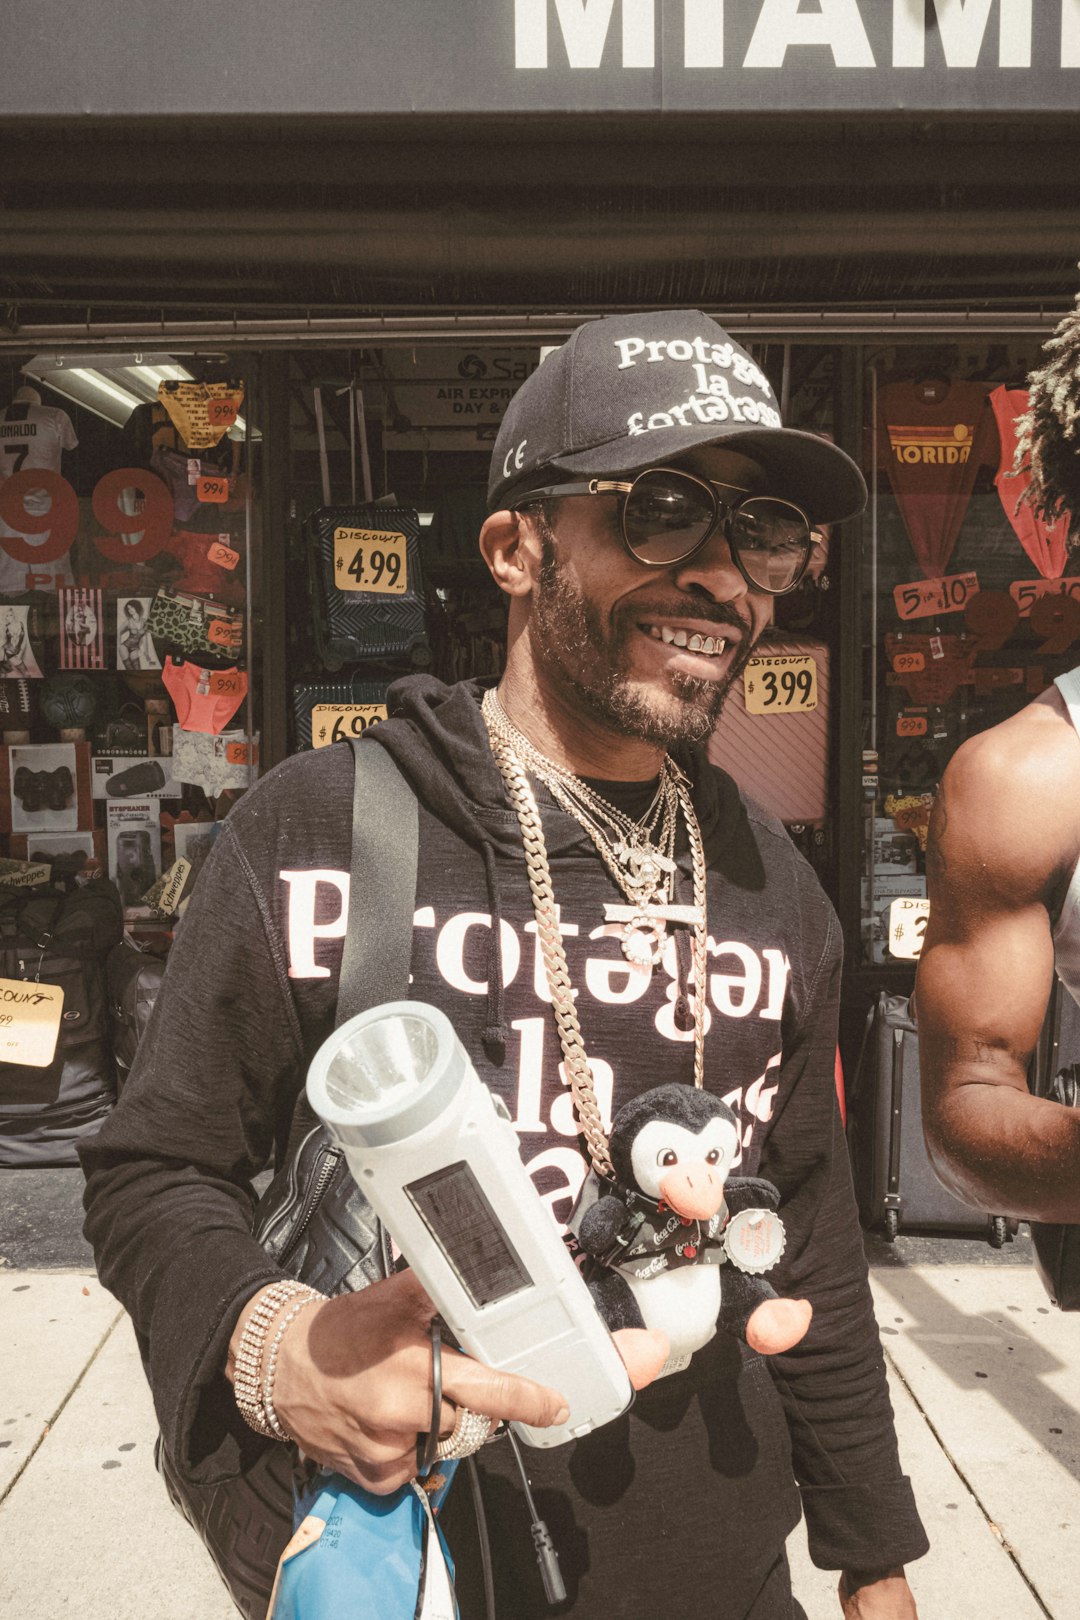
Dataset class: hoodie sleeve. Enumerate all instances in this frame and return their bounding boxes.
[758,868,929,1575]
[79,816,307,1485]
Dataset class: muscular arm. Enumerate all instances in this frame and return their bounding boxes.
[916,697,1080,1221]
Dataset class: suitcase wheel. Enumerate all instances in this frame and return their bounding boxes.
[884,1209,899,1242]
[989,1215,1009,1249]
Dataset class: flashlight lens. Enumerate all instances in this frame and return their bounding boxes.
[324,1012,441,1112]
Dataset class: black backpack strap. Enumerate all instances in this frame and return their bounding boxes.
[279,736,418,1165]
[336,736,418,1027]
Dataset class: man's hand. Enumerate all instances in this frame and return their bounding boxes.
[839,1569,918,1618]
[235,1271,569,1495]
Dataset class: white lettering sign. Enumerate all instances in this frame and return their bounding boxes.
[515,0,655,68]
[894,0,1032,69]
[743,0,876,68]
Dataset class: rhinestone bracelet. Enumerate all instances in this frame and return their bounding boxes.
[232,1280,318,1439]
[262,1290,325,1443]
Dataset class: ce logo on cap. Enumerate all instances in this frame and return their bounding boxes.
[502,439,527,481]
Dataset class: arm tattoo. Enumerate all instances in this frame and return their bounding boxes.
[925,781,948,881]
[923,1030,1033,1076]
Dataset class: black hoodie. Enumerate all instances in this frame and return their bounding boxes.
[81,676,927,1617]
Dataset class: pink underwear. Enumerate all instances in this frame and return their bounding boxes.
[163,658,247,734]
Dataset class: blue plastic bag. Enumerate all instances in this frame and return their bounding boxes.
[268,1464,459,1620]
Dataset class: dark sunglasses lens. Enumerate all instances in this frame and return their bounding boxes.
[728,499,811,592]
[623,470,715,564]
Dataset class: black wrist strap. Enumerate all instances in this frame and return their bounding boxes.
[337,737,418,1027]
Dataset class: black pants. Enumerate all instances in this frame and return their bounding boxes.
[157,1438,809,1620]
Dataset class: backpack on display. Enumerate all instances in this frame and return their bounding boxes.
[0,878,124,1166]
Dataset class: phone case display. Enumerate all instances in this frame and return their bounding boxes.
[59,588,106,670]
[988,387,1071,580]
[707,636,831,828]
[116,598,161,671]
[861,343,1080,969]
[304,504,429,671]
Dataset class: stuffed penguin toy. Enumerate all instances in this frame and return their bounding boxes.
[571,1084,812,1375]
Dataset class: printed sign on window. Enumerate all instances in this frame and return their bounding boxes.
[893,572,979,621]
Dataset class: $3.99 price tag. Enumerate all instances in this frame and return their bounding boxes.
[311,703,388,748]
[888,897,930,961]
[333,528,408,594]
[743,653,817,715]
[0,976,65,1068]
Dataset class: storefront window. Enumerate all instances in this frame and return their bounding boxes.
[859,338,1070,967]
[0,353,260,941]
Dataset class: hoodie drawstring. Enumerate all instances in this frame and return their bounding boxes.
[481,842,508,1063]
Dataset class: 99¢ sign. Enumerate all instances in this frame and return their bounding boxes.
[0,466,225,569]
[333,527,408,594]
[743,653,817,715]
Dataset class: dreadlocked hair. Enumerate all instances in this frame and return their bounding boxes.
[1015,282,1080,543]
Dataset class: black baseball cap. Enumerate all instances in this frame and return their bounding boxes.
[488,310,866,524]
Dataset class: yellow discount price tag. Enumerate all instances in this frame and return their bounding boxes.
[333,528,408,595]
[888,897,931,961]
[743,653,817,715]
[311,703,388,748]
[0,976,65,1068]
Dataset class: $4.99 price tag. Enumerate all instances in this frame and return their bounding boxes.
[0,976,65,1068]
[311,703,388,748]
[888,897,930,961]
[333,528,408,595]
[743,653,817,715]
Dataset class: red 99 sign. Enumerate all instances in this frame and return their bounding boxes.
[0,468,174,565]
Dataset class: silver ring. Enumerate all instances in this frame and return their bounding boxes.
[434,1405,493,1461]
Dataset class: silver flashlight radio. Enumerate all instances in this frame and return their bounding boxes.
[306,1001,632,1449]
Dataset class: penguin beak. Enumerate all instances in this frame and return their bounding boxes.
[657,1162,726,1221]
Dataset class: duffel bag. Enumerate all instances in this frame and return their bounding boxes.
[0,878,124,1166]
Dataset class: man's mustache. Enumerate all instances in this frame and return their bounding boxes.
[624,599,754,636]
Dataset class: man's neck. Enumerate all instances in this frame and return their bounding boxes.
[493,669,666,781]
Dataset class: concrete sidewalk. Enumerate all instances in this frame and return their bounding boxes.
[1,1248,1077,1617]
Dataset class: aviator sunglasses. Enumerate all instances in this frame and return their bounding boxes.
[516,466,820,596]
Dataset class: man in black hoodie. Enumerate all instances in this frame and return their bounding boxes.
[81,312,926,1619]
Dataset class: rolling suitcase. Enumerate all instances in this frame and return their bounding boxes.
[290,679,390,753]
[847,991,1011,1246]
[305,504,430,672]
[707,633,829,827]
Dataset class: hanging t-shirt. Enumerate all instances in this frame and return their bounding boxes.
[989,385,1070,580]
[0,401,79,592]
[878,379,997,580]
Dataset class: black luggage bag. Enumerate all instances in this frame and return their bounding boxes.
[304,504,430,672]
[847,991,1011,1246]
[0,879,124,1166]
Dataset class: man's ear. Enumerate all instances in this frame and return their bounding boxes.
[480,509,539,598]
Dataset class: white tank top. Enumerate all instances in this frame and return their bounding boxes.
[1051,667,1080,1004]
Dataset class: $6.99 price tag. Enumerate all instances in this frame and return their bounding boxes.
[311,703,388,748]
[333,528,408,595]
[743,653,817,715]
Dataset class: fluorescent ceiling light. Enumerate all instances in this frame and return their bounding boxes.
[22,353,252,438]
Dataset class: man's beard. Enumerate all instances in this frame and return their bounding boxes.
[531,527,758,749]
